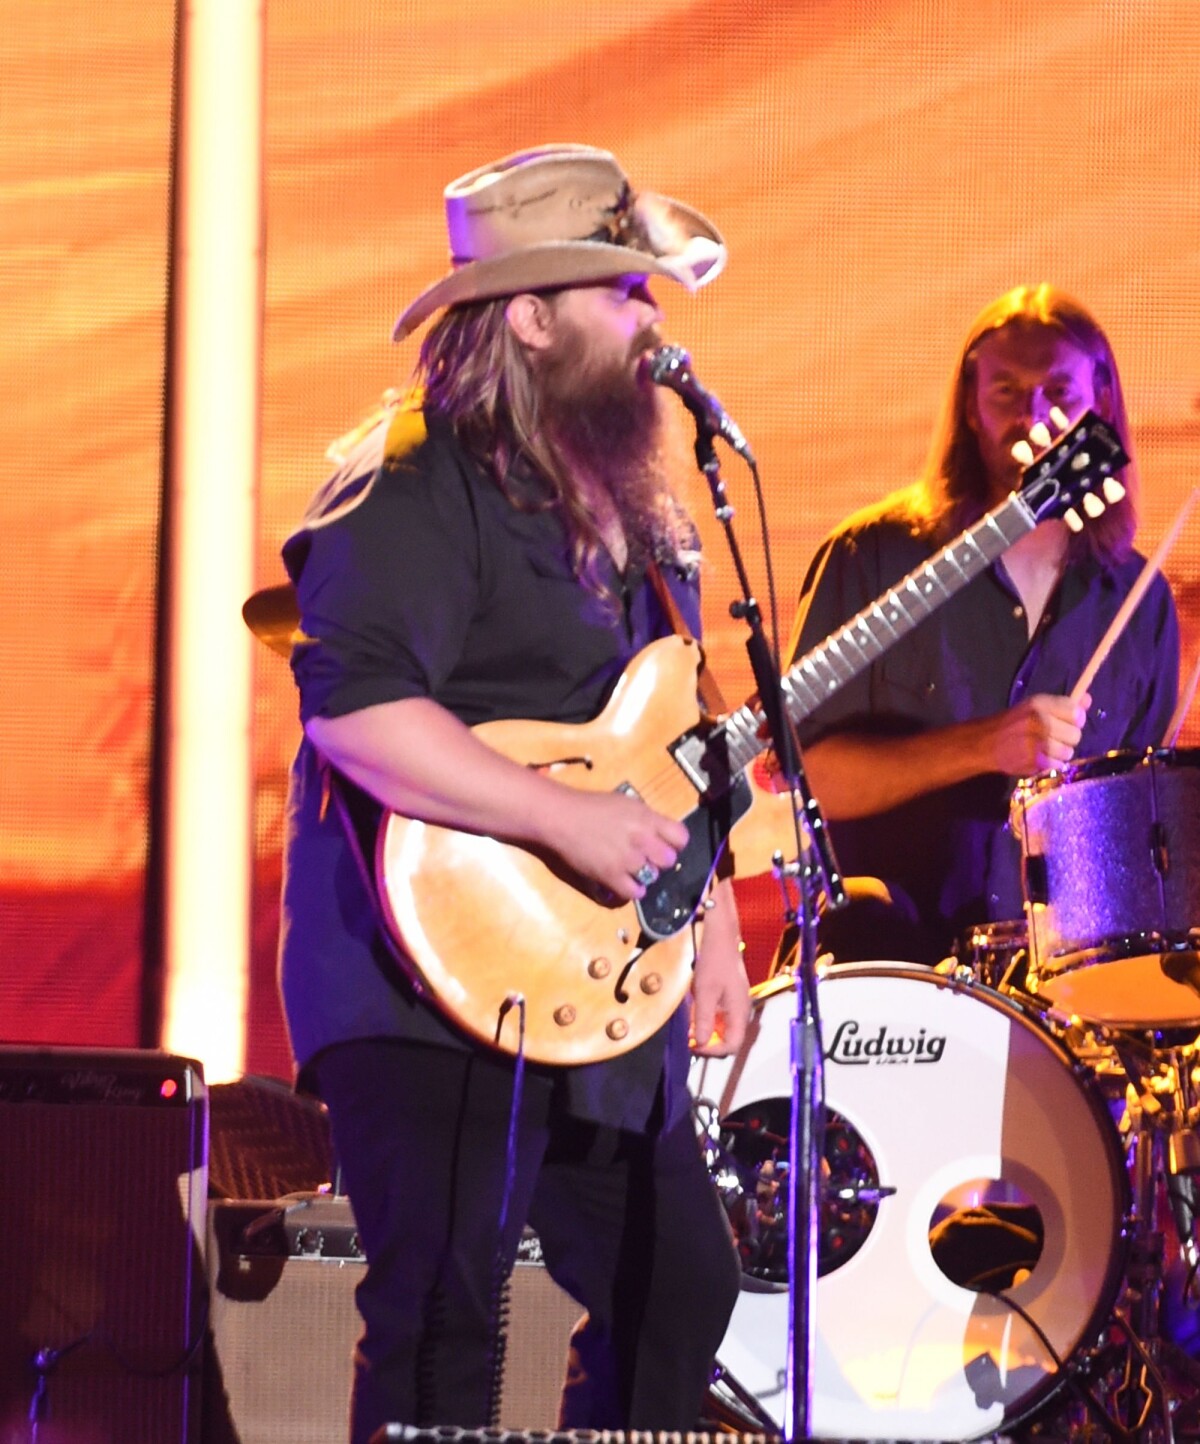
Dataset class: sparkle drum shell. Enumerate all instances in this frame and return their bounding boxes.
[690,963,1127,1442]
[1011,748,1200,1026]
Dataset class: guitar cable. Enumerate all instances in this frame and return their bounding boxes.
[485,992,527,1427]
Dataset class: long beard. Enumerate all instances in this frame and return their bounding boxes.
[537,327,677,563]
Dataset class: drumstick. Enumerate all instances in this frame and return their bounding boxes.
[1164,645,1200,747]
[1070,487,1200,706]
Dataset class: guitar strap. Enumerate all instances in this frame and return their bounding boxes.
[646,561,728,719]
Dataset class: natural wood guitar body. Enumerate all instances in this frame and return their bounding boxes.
[375,636,752,1065]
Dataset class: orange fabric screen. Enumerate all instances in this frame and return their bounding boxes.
[0,2,174,1046]
[3,0,1198,1078]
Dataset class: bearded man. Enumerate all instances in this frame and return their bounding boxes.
[275,146,749,1444]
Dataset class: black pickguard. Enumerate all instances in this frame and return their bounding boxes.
[634,772,754,940]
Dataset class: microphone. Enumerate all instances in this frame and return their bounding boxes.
[645,345,755,464]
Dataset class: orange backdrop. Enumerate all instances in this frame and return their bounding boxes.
[3,0,1199,1080]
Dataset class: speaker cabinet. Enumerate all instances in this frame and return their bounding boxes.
[0,1045,208,1444]
[203,1196,360,1444]
[203,1199,581,1442]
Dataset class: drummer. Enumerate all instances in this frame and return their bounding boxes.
[785,285,1180,967]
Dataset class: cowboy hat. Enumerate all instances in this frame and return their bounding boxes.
[392,143,726,340]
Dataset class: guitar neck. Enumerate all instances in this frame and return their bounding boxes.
[719,489,1040,772]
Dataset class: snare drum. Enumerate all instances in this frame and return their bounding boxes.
[1012,748,1200,1026]
[691,963,1127,1442]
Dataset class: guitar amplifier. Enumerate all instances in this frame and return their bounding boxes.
[0,1045,208,1444]
[204,1197,581,1443]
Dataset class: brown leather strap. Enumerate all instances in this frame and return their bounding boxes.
[646,562,728,718]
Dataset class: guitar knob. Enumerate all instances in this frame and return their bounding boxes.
[588,957,612,979]
[639,973,663,995]
[606,1019,629,1041]
[554,1005,577,1027]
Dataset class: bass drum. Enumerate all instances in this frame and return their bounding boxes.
[691,963,1128,1442]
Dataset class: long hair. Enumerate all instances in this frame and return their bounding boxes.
[914,285,1137,567]
[414,296,697,594]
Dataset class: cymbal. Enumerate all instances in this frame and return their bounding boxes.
[242,583,299,659]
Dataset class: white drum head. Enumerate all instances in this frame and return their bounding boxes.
[691,963,1127,1442]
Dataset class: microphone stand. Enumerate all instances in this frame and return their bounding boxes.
[685,420,844,1443]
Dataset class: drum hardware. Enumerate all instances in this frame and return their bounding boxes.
[1087,1125,1184,1442]
[706,1358,779,1433]
[1017,1034,1200,1442]
[695,1093,892,1283]
[830,1181,897,1206]
[1170,1127,1200,1178]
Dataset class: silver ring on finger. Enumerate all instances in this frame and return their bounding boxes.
[634,862,659,887]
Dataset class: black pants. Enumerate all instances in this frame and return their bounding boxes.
[313,1038,741,1444]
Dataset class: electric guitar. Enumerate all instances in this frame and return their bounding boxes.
[374,413,1128,1064]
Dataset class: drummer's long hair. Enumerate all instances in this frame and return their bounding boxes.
[912,285,1137,567]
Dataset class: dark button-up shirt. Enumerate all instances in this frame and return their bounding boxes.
[278,406,701,1131]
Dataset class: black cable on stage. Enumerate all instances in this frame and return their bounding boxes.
[485,992,527,1427]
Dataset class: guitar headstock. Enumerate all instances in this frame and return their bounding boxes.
[1017,410,1129,532]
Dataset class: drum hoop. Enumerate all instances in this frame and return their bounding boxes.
[1012,744,1200,805]
[1027,937,1200,1031]
[1033,933,1200,968]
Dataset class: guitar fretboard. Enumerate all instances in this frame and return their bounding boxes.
[716,491,1040,774]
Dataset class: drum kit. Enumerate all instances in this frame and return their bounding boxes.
[692,748,1200,1443]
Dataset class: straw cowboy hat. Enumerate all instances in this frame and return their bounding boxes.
[392,143,727,340]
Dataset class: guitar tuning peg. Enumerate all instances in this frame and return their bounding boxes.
[1064,508,1084,533]
[1083,492,1106,519]
[1049,406,1070,432]
[1011,439,1036,466]
[1103,477,1127,504]
[1029,422,1052,449]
